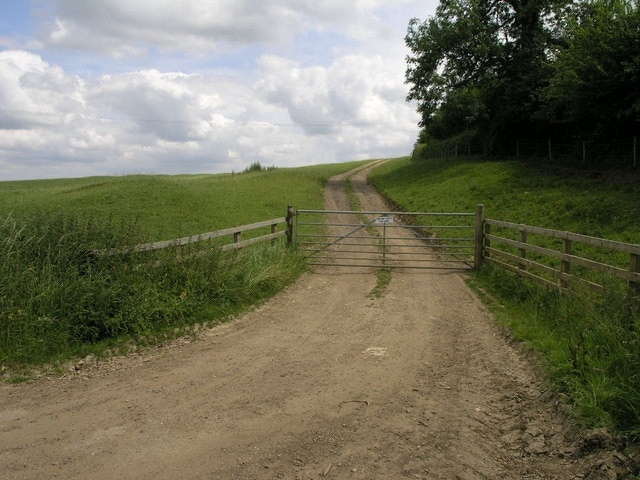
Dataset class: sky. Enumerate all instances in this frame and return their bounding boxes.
[0,0,438,181]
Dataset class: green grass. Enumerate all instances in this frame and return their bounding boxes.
[0,162,370,240]
[0,161,367,374]
[370,156,640,243]
[368,268,392,299]
[370,155,640,440]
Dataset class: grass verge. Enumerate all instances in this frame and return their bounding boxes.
[368,269,392,299]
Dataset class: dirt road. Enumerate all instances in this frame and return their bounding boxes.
[0,163,628,479]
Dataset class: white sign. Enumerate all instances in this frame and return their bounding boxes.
[374,215,394,224]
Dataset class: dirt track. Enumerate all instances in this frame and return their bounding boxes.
[0,162,630,479]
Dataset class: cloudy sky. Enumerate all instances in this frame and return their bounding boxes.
[0,0,437,181]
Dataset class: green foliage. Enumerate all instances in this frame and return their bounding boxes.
[242,161,276,173]
[472,266,640,438]
[543,0,640,139]
[371,156,640,437]
[0,210,306,368]
[427,89,485,140]
[406,0,640,157]
[406,0,563,150]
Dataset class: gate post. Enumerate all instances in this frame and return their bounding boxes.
[474,204,485,269]
[286,205,295,245]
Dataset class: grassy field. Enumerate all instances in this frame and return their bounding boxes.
[370,156,640,440]
[0,161,367,377]
[0,161,370,240]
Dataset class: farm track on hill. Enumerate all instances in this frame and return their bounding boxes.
[0,162,630,479]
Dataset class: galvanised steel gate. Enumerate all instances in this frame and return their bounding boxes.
[295,208,482,270]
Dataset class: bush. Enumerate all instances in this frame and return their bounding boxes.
[242,162,276,173]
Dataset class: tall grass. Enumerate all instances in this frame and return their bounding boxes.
[371,156,640,439]
[472,266,640,438]
[0,211,305,369]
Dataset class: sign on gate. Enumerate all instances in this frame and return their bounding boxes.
[374,215,394,224]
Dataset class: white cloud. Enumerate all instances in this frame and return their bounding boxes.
[0,45,420,180]
[257,53,416,135]
[0,1,435,180]
[42,0,359,56]
[0,50,84,129]
[91,70,213,142]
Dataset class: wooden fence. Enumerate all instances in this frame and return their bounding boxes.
[96,202,640,296]
[98,209,294,257]
[475,205,640,293]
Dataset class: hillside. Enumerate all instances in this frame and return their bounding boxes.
[0,161,368,240]
[369,156,640,244]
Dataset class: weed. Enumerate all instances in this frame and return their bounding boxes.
[368,269,393,299]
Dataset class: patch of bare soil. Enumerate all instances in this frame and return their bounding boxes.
[1,162,637,479]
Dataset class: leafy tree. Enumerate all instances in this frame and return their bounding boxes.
[543,0,640,139]
[406,0,571,151]
[427,87,485,140]
[405,1,502,130]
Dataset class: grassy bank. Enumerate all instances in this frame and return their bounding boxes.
[0,162,369,239]
[0,161,365,376]
[370,156,640,243]
[370,156,640,439]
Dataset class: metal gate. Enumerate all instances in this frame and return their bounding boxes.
[295,209,479,270]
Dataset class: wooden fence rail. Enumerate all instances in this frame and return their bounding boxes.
[97,216,290,257]
[480,215,640,293]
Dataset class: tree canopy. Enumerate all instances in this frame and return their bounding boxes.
[406,0,640,157]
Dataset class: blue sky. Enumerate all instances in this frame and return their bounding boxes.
[0,0,438,180]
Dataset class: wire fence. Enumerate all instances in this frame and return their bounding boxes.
[417,137,639,169]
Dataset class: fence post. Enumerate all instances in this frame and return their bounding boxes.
[561,238,572,289]
[474,204,485,269]
[286,205,295,245]
[519,228,527,270]
[630,253,640,297]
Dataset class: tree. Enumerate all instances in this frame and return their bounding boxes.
[406,0,571,151]
[405,1,502,130]
[543,0,640,139]
[427,87,485,140]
